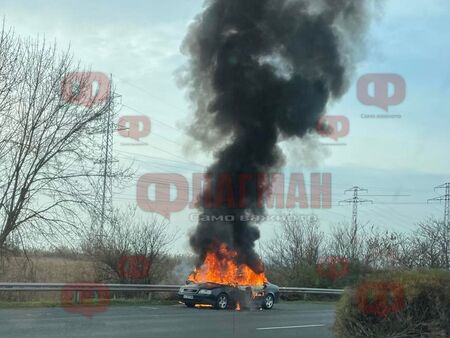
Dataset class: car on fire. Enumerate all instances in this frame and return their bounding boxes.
[178,282,280,310]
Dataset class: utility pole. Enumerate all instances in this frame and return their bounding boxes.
[339,186,373,259]
[428,182,450,268]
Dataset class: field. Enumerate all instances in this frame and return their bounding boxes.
[0,255,96,302]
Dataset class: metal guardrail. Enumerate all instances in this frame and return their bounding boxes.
[0,283,179,292]
[279,287,343,295]
[0,283,343,295]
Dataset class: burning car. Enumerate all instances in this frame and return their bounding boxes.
[179,244,279,310]
[178,282,280,310]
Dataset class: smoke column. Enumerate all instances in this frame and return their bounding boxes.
[181,0,373,272]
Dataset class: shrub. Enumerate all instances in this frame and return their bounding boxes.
[333,270,450,338]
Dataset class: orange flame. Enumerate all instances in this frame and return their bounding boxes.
[188,244,267,286]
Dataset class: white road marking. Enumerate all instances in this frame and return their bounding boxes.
[256,324,325,331]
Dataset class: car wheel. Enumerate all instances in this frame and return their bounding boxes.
[185,302,195,308]
[262,294,274,310]
[215,293,229,310]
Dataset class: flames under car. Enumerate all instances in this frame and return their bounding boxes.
[178,282,280,310]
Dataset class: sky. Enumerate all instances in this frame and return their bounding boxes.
[1,0,449,253]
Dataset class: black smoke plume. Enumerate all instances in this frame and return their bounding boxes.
[181,0,373,272]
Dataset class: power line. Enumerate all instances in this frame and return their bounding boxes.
[120,103,181,133]
[115,77,186,113]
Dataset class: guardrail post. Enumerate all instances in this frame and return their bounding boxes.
[75,291,80,304]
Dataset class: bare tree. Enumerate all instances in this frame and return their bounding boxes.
[363,230,414,269]
[0,21,127,249]
[264,215,324,286]
[83,207,179,284]
[411,217,449,269]
[327,221,366,262]
[327,220,419,271]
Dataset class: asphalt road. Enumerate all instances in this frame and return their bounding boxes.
[0,302,336,338]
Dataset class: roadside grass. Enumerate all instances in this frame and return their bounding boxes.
[0,298,179,309]
[280,299,338,305]
[0,300,61,309]
[333,269,450,337]
[0,256,96,284]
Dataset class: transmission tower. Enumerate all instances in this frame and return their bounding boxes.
[339,186,373,258]
[429,183,450,268]
[428,183,450,228]
[339,186,373,230]
[95,74,116,238]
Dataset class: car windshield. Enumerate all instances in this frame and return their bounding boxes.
[1,1,449,338]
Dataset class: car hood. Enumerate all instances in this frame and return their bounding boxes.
[184,283,223,289]
[183,282,276,291]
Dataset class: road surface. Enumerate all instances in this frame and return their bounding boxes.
[0,302,335,338]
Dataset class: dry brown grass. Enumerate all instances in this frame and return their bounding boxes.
[333,270,450,338]
[0,255,96,302]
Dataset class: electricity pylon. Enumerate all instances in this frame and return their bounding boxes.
[428,183,450,269]
[339,187,373,259]
[340,186,373,230]
[94,74,117,240]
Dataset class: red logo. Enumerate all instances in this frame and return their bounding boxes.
[357,282,405,317]
[61,283,110,318]
[61,72,110,107]
[317,115,350,142]
[117,256,151,280]
[137,173,189,220]
[357,74,406,112]
[118,116,151,142]
[316,256,349,280]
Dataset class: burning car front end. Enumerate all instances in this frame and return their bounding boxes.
[178,283,238,308]
[178,282,280,310]
[178,284,219,307]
